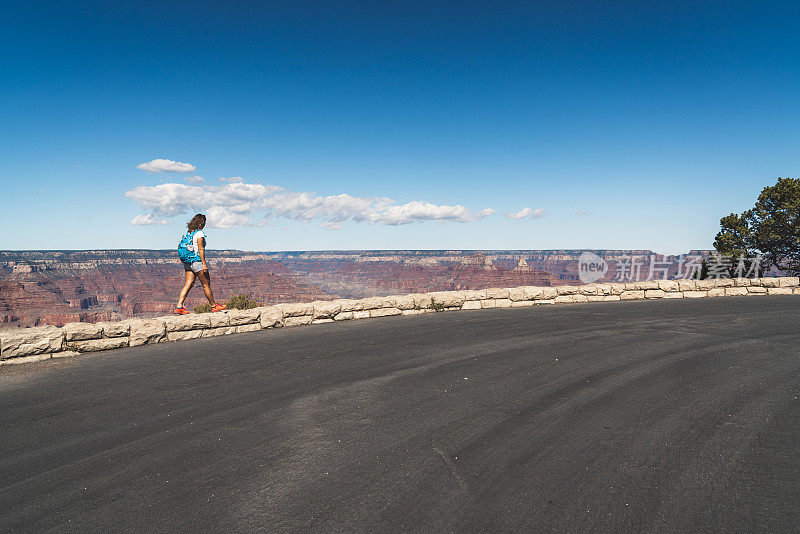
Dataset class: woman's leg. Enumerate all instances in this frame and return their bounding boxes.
[196,269,217,306]
[177,271,196,308]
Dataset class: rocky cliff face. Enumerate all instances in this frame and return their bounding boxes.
[279,261,557,299]
[0,254,333,327]
[0,249,719,328]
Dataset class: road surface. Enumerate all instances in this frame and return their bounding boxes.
[1,296,799,532]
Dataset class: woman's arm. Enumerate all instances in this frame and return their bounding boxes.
[198,236,208,271]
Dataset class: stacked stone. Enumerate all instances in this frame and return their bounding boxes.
[1,277,798,366]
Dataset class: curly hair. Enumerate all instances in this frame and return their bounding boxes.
[187,214,206,232]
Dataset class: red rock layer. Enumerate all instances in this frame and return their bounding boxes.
[0,249,725,328]
[0,261,334,328]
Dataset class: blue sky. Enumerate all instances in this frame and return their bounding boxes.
[2,0,798,253]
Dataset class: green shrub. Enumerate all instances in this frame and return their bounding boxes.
[227,293,261,310]
[194,293,261,313]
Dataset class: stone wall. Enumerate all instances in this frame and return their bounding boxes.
[2,277,798,366]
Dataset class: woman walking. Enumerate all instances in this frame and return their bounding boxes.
[174,214,226,314]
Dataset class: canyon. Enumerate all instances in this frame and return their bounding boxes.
[0,249,714,327]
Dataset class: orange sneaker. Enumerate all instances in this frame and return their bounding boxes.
[174,306,190,315]
[211,304,227,312]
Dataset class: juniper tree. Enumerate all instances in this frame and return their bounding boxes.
[714,177,800,276]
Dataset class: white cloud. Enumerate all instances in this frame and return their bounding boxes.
[185,175,205,184]
[219,176,244,183]
[126,179,494,229]
[131,213,169,225]
[205,205,252,228]
[136,158,196,173]
[508,207,545,220]
[370,202,494,226]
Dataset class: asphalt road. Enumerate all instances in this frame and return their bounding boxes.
[1,296,799,533]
